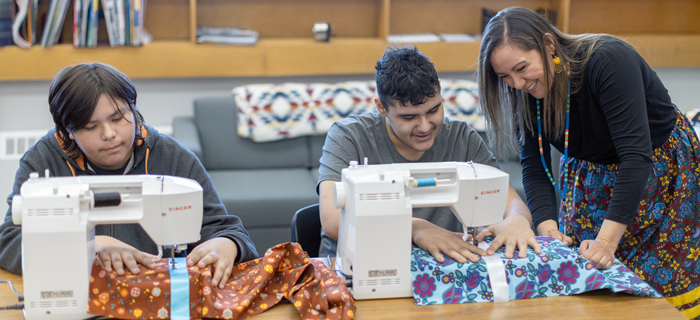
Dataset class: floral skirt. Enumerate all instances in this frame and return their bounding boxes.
[559,108,700,319]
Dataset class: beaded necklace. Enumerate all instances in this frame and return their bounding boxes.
[536,63,570,201]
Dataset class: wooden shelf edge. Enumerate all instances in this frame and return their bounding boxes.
[618,34,700,68]
[1,34,698,81]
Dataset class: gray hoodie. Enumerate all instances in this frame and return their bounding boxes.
[0,125,257,274]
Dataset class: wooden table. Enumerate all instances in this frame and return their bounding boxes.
[0,268,685,320]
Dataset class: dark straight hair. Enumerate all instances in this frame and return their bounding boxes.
[477,6,610,158]
[375,45,441,109]
[48,63,145,158]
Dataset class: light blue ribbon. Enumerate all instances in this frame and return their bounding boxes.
[170,257,190,320]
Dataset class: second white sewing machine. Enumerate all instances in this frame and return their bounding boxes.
[11,173,204,320]
[334,161,509,300]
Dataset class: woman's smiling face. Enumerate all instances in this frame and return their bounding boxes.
[490,43,554,99]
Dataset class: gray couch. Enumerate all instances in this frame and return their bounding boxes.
[172,96,324,256]
[172,96,530,256]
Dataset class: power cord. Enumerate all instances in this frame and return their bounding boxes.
[326,256,352,288]
[0,280,24,302]
[0,304,23,310]
[0,280,24,311]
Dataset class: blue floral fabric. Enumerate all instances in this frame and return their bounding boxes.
[411,236,662,305]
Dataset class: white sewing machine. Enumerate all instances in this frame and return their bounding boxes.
[11,172,204,320]
[333,161,509,300]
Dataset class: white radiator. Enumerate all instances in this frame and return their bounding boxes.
[0,130,48,214]
[0,126,173,214]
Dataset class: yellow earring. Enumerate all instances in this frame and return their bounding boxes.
[553,56,563,73]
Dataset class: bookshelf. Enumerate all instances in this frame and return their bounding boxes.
[0,0,698,81]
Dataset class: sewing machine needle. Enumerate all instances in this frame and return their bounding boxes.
[170,246,176,269]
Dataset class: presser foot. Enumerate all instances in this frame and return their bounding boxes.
[466,226,487,247]
[168,245,179,269]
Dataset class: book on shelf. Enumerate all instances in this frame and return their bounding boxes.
[0,0,150,48]
[387,33,442,43]
[101,0,117,46]
[73,0,80,46]
[124,0,130,45]
[196,27,259,45]
[0,0,12,46]
[79,0,90,46]
[86,0,98,47]
[25,0,37,45]
[439,34,476,43]
[115,0,124,44]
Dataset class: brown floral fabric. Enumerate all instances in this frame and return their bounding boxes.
[88,242,356,319]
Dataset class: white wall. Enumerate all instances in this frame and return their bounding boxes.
[1,68,699,213]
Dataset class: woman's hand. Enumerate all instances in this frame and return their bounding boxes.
[536,219,574,246]
[580,219,627,270]
[579,238,617,269]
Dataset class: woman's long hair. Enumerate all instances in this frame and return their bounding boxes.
[477,6,611,159]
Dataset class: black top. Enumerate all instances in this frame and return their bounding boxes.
[521,37,676,228]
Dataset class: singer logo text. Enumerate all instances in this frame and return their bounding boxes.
[169,205,193,211]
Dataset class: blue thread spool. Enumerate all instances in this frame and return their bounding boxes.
[415,178,437,187]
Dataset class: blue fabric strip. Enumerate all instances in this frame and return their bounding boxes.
[170,257,190,320]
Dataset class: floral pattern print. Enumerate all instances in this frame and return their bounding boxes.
[410,237,662,306]
[559,109,700,318]
[88,242,355,319]
[413,274,436,298]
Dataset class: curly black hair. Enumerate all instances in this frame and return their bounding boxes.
[375,46,440,109]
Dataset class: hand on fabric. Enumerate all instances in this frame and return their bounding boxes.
[187,237,239,289]
[95,235,156,276]
[536,219,574,246]
[476,214,541,259]
[579,219,626,270]
[412,218,485,264]
[579,238,617,269]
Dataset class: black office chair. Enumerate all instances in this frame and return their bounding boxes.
[291,203,322,257]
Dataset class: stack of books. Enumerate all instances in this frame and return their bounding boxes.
[70,0,147,48]
[7,0,148,48]
[196,27,258,45]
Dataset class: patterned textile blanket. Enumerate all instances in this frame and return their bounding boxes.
[687,109,700,136]
[411,236,662,305]
[233,79,483,142]
[88,242,355,319]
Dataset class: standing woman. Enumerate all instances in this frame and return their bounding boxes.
[477,6,700,318]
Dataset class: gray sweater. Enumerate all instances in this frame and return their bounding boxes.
[0,125,257,274]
